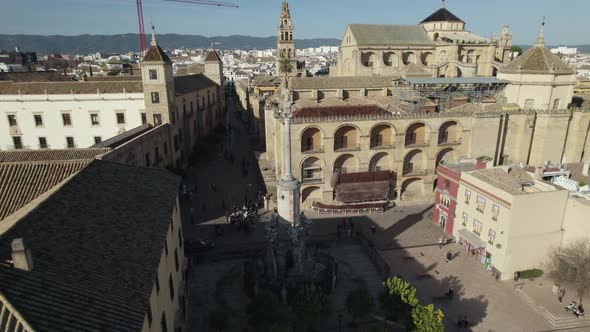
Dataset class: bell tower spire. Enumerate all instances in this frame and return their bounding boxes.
[276,1,297,76]
[534,18,546,48]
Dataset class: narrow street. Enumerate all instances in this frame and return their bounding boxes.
[180,94,267,244]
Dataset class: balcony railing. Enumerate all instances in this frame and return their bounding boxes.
[404,139,429,148]
[438,138,462,146]
[334,144,361,152]
[302,178,324,185]
[402,169,428,177]
[370,143,395,150]
[301,145,325,154]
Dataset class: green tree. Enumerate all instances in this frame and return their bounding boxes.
[546,239,590,303]
[380,277,420,324]
[208,310,229,332]
[411,304,445,332]
[293,285,332,327]
[346,287,375,324]
[247,289,282,331]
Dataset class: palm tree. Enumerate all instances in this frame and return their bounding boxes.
[278,57,293,79]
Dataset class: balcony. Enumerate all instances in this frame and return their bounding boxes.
[438,138,462,146]
[302,178,324,185]
[301,145,325,154]
[370,144,395,150]
[404,139,430,148]
[403,169,428,177]
[334,144,361,152]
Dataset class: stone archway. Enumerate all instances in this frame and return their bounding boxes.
[334,154,358,174]
[401,178,425,200]
[403,149,426,176]
[334,125,360,151]
[369,152,390,172]
[436,148,456,166]
[301,127,323,153]
[302,186,321,207]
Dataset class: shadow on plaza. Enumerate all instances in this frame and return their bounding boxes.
[188,207,488,331]
[306,206,489,331]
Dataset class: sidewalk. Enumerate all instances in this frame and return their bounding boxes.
[515,276,590,330]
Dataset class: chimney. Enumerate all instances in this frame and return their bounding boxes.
[11,238,34,272]
[534,166,544,179]
[583,162,590,177]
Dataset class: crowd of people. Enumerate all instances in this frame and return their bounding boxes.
[224,192,266,233]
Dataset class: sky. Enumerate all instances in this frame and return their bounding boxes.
[1,0,589,45]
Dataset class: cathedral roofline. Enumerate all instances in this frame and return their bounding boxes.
[420,7,464,24]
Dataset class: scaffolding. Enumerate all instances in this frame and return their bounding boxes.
[392,77,508,112]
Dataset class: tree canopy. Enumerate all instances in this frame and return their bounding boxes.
[293,284,332,324]
[546,239,590,302]
[346,287,375,322]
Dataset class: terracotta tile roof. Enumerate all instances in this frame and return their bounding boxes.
[0,81,143,95]
[0,71,73,82]
[420,7,464,23]
[0,160,180,332]
[94,124,153,149]
[292,105,387,118]
[174,73,218,95]
[0,148,109,221]
[291,76,397,90]
[204,50,222,62]
[500,46,575,74]
[85,76,142,82]
[0,148,110,163]
[142,45,171,63]
[348,24,434,46]
[0,160,88,221]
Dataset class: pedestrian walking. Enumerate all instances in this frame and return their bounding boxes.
[446,251,453,263]
[438,237,443,249]
[370,225,376,236]
[513,271,520,283]
[558,288,566,303]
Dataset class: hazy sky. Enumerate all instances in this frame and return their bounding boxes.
[1,0,589,45]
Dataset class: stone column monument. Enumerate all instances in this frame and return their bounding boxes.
[276,83,301,226]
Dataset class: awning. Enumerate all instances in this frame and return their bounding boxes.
[334,171,392,203]
[457,229,487,248]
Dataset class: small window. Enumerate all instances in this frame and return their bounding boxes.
[178,229,183,248]
[473,219,483,236]
[94,136,102,144]
[190,101,194,112]
[155,274,160,293]
[524,99,535,110]
[34,114,43,127]
[62,113,72,126]
[66,137,75,148]
[141,112,147,124]
[12,136,23,149]
[146,303,153,327]
[464,190,471,204]
[39,137,48,149]
[488,228,496,244]
[149,69,158,80]
[160,312,167,332]
[155,147,160,161]
[164,142,168,155]
[7,114,17,127]
[462,212,468,226]
[171,111,175,125]
[90,113,100,126]
[476,196,486,213]
[553,98,560,110]
[174,248,179,272]
[168,275,175,300]
[164,237,169,255]
[492,204,500,221]
[116,112,125,124]
[145,152,151,167]
[151,92,160,104]
[153,114,162,126]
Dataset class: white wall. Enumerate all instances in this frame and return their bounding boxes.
[0,94,145,149]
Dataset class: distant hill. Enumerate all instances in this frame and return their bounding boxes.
[0,34,341,55]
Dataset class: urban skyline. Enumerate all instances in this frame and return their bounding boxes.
[1,0,589,45]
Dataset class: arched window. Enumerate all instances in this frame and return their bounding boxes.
[281,32,284,41]
[553,98,561,110]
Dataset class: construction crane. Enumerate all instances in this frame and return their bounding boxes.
[136,0,239,53]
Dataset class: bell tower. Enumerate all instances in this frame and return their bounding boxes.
[277,1,297,76]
